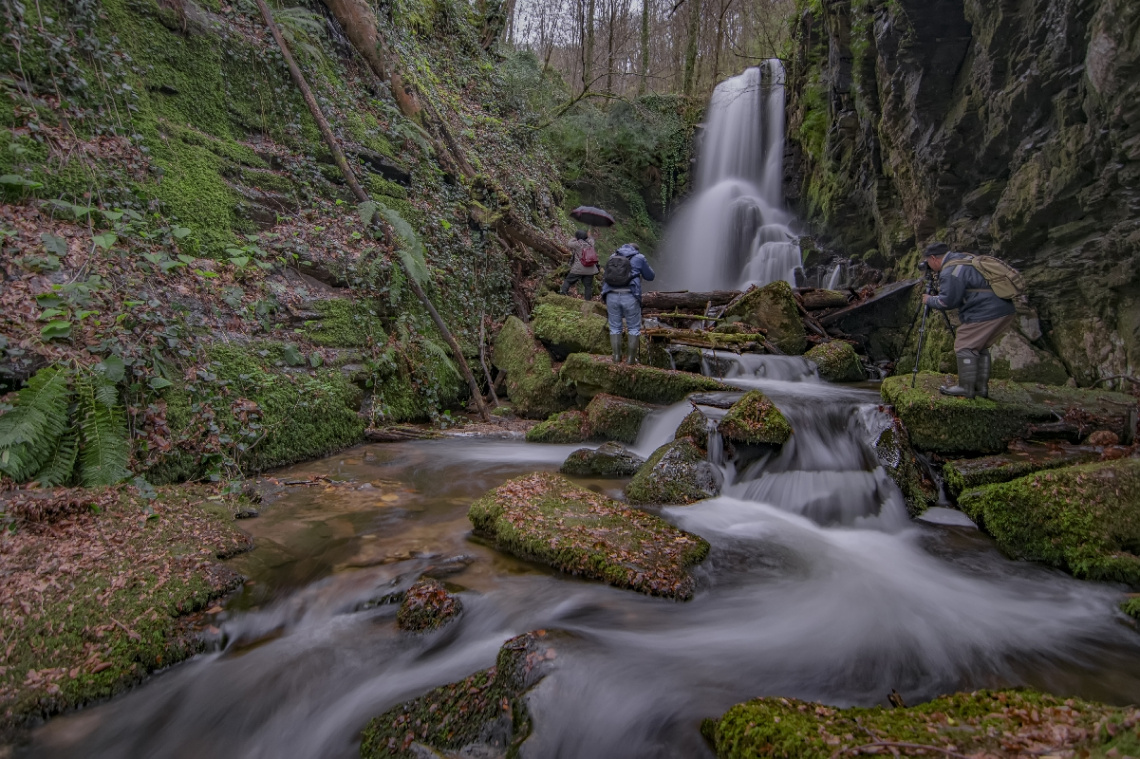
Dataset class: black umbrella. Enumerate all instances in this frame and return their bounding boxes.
[570,205,616,227]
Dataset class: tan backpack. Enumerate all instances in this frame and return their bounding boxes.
[946,255,1026,300]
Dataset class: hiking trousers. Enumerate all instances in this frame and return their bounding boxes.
[954,314,1016,352]
[606,290,642,336]
[560,273,594,301]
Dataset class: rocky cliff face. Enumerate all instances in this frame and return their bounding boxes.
[786,0,1140,384]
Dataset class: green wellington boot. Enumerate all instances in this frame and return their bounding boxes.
[976,348,992,399]
[940,350,980,399]
[610,333,623,363]
[626,334,640,365]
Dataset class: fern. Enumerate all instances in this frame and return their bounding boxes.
[76,372,131,487]
[32,429,79,487]
[378,202,431,285]
[0,366,71,481]
[419,335,461,380]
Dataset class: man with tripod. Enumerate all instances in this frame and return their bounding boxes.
[920,242,1018,399]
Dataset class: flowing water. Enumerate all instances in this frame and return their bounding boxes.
[23,366,1140,759]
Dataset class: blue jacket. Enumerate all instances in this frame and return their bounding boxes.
[601,244,656,300]
[928,252,1016,324]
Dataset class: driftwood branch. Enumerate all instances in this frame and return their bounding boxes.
[641,290,740,311]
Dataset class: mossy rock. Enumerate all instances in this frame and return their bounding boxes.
[525,410,591,444]
[957,459,1140,586]
[306,298,387,348]
[559,353,733,405]
[625,438,723,506]
[396,578,462,633]
[560,441,645,477]
[468,472,709,599]
[492,316,574,419]
[1122,597,1140,622]
[536,292,607,318]
[804,341,864,382]
[532,300,611,358]
[990,329,1071,385]
[702,689,1140,758]
[360,631,555,759]
[942,444,1100,499]
[722,280,807,354]
[870,414,936,516]
[718,391,792,446]
[584,393,656,444]
[675,409,710,449]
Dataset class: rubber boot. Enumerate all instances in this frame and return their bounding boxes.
[976,349,992,399]
[626,334,640,365]
[940,350,979,399]
[610,333,623,363]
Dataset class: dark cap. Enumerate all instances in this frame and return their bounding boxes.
[923,241,949,259]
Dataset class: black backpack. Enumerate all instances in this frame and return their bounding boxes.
[603,253,633,287]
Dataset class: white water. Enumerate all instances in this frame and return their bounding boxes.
[656,61,802,291]
[825,263,843,289]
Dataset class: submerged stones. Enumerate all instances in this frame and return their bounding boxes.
[396,578,462,633]
[722,280,807,354]
[560,442,645,477]
[468,472,709,599]
[717,390,792,446]
[625,438,723,506]
[492,316,572,419]
[559,353,733,404]
[804,341,864,382]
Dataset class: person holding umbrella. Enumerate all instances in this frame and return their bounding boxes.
[559,229,599,300]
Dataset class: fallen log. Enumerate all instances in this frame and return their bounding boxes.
[641,290,740,311]
[365,426,441,442]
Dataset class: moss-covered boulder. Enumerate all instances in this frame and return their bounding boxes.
[584,393,656,444]
[804,341,864,382]
[957,459,1140,585]
[718,391,792,446]
[870,414,936,516]
[943,443,1100,499]
[492,316,573,419]
[468,472,709,599]
[702,689,1140,759]
[881,373,1137,455]
[360,630,555,759]
[536,292,607,318]
[560,441,645,477]
[990,329,1071,385]
[1123,597,1140,622]
[532,299,610,358]
[305,298,387,348]
[675,409,710,449]
[396,578,462,633]
[625,438,723,506]
[525,410,591,444]
[560,353,733,404]
[722,280,807,354]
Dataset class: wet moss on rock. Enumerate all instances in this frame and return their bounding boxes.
[675,409,710,449]
[625,438,723,506]
[468,472,709,599]
[957,459,1140,585]
[804,341,864,382]
[531,301,610,357]
[559,353,733,405]
[560,441,645,478]
[722,280,807,354]
[306,299,387,348]
[396,578,462,632]
[584,393,656,444]
[1122,597,1140,622]
[525,410,591,444]
[492,317,574,419]
[718,391,792,446]
[871,415,936,516]
[942,445,1100,499]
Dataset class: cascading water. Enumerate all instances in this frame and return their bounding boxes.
[656,61,802,291]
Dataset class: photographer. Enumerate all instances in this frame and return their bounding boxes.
[920,242,1017,399]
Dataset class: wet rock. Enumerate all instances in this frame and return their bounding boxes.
[468,472,709,598]
[943,443,1101,499]
[702,689,1140,758]
[1086,429,1121,447]
[360,630,557,759]
[531,297,610,359]
[989,330,1070,385]
[881,373,1138,455]
[675,409,710,449]
[958,459,1140,585]
[804,341,864,382]
[625,438,723,506]
[718,391,792,446]
[800,288,849,310]
[560,442,645,478]
[584,393,656,444]
[559,353,733,405]
[870,413,936,516]
[525,410,590,444]
[396,578,463,633]
[722,280,807,354]
[491,316,573,419]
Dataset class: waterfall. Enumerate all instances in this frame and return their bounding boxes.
[825,264,842,290]
[657,61,801,292]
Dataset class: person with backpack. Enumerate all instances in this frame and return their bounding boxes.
[559,229,600,300]
[601,242,656,364]
[921,241,1022,399]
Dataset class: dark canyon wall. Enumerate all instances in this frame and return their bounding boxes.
[786,0,1140,384]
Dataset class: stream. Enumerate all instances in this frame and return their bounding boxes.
[22,360,1140,759]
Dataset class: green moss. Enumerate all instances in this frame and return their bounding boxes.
[871,417,936,516]
[723,281,807,355]
[702,689,1138,759]
[584,393,655,444]
[675,409,710,448]
[525,410,590,444]
[559,353,732,405]
[531,302,610,356]
[957,459,1140,585]
[492,316,574,419]
[559,441,644,477]
[1121,597,1140,622]
[718,391,792,446]
[625,438,722,506]
[396,578,462,632]
[468,472,709,598]
[306,299,387,348]
[804,341,864,382]
[942,446,1100,498]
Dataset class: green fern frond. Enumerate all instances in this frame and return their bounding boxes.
[378,203,431,286]
[0,365,72,481]
[32,428,79,487]
[419,335,461,380]
[76,372,131,487]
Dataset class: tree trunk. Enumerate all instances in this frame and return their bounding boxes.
[585,0,596,88]
[605,1,616,95]
[682,0,701,96]
[638,0,649,95]
[640,290,740,310]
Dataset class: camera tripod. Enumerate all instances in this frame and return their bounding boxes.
[901,276,956,388]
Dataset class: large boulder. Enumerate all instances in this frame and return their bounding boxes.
[468,472,709,598]
[584,393,656,444]
[560,441,645,477]
[989,329,1070,385]
[532,296,611,358]
[625,438,723,505]
[525,410,591,444]
[560,353,733,405]
[943,443,1100,499]
[881,373,1137,455]
[675,409,710,449]
[718,390,792,446]
[958,459,1140,585]
[722,280,807,354]
[804,341,864,382]
[492,316,573,419]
